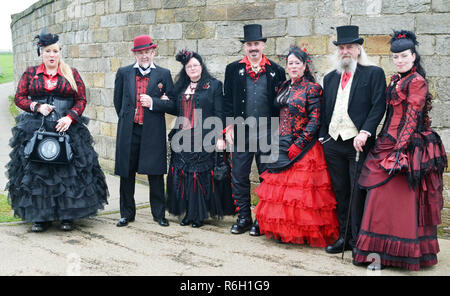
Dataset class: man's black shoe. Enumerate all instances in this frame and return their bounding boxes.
[60,220,74,231]
[249,219,262,236]
[116,217,134,227]
[31,221,51,232]
[325,237,352,254]
[230,217,253,234]
[154,217,169,227]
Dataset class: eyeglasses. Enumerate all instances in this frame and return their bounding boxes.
[186,64,201,70]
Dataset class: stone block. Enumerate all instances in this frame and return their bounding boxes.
[422,56,450,77]
[92,29,109,43]
[364,35,391,55]
[109,27,124,42]
[275,36,296,55]
[287,18,312,36]
[100,14,128,28]
[432,77,450,102]
[343,0,382,15]
[430,103,450,128]
[67,45,79,58]
[436,35,450,55]
[156,9,175,24]
[167,23,183,39]
[104,107,119,124]
[141,11,156,25]
[93,73,105,88]
[295,36,329,55]
[110,58,122,72]
[198,39,242,56]
[162,0,186,9]
[275,2,298,18]
[416,14,450,34]
[101,88,114,107]
[200,6,227,21]
[96,2,105,15]
[259,19,286,37]
[107,0,120,14]
[382,0,430,14]
[416,35,435,56]
[105,72,116,90]
[121,0,134,12]
[432,0,450,12]
[314,16,349,35]
[352,15,414,35]
[227,3,275,21]
[174,8,200,22]
[184,22,215,39]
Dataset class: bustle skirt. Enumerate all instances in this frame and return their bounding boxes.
[354,133,445,271]
[254,142,339,247]
[166,151,235,222]
[5,113,109,222]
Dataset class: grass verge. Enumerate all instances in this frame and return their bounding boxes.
[0,193,21,223]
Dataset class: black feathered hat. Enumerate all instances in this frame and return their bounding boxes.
[390,30,418,53]
[34,29,59,56]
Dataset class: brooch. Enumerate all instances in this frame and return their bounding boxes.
[203,82,210,89]
[158,82,164,92]
[270,72,275,77]
[239,68,245,76]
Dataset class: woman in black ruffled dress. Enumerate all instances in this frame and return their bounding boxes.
[6,31,108,232]
[164,50,234,227]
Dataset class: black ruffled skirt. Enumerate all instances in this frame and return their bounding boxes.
[166,150,235,222]
[5,113,109,222]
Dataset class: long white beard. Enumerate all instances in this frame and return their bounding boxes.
[336,57,357,74]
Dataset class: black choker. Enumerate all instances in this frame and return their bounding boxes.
[190,79,200,83]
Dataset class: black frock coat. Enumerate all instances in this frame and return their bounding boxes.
[113,64,174,177]
[223,59,286,120]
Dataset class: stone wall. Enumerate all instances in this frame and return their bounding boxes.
[10,0,450,237]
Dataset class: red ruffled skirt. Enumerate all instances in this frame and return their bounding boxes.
[254,142,339,247]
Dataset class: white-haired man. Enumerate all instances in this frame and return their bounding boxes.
[319,26,386,262]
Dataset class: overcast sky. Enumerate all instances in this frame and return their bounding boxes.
[1,0,39,51]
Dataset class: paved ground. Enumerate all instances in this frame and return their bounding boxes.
[1,81,449,276]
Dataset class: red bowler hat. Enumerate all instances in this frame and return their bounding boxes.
[131,35,157,52]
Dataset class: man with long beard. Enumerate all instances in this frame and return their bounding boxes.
[318,26,386,263]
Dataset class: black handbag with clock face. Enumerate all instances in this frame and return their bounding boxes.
[24,113,73,165]
[24,130,73,164]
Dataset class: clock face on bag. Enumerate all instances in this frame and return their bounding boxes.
[37,137,60,161]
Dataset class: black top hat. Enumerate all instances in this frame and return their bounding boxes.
[240,24,267,43]
[333,25,364,46]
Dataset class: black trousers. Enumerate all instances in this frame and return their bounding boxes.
[322,136,370,248]
[231,148,268,218]
[119,124,166,220]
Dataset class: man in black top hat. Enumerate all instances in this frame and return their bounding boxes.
[318,25,386,259]
[223,24,285,236]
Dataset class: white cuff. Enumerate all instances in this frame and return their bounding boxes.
[360,130,371,137]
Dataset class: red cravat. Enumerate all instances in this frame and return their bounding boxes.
[341,72,351,90]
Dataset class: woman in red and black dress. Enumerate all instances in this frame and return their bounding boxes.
[353,31,447,271]
[254,46,339,247]
[164,50,234,228]
[6,31,108,232]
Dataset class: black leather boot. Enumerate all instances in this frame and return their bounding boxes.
[31,221,51,232]
[325,237,352,254]
[249,219,262,236]
[230,216,253,234]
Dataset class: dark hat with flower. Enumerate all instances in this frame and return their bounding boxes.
[175,49,194,65]
[34,29,59,56]
[286,45,311,65]
[390,30,418,53]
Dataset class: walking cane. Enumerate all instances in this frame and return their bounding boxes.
[341,150,360,260]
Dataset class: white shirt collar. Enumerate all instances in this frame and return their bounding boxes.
[133,62,156,76]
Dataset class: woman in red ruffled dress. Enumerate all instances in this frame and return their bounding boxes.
[254,46,339,247]
[353,31,447,271]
